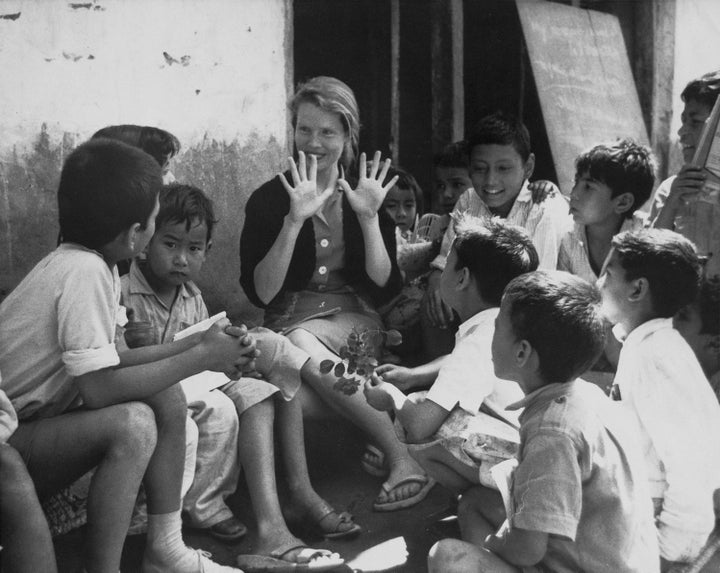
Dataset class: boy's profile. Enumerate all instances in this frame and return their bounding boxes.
[432,140,472,217]
[651,69,720,277]
[428,270,659,572]
[365,217,537,494]
[421,112,571,358]
[559,138,656,282]
[598,228,720,568]
[0,139,246,572]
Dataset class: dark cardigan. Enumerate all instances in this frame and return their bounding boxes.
[239,173,403,310]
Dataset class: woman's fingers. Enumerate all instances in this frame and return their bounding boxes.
[368,150,382,179]
[308,152,318,182]
[378,157,392,183]
[359,152,367,180]
[278,172,294,195]
[288,155,301,185]
[298,150,307,182]
[382,174,400,194]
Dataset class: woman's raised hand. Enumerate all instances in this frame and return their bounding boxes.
[279,151,336,224]
[340,151,399,220]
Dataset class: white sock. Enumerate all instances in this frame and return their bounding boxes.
[142,510,240,573]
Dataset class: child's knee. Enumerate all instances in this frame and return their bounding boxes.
[427,539,466,573]
[106,402,158,457]
[0,443,34,495]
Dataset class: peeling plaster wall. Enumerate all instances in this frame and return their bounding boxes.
[0,0,290,321]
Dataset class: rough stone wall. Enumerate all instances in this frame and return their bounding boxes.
[0,0,291,322]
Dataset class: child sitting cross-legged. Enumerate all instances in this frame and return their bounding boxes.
[428,270,660,573]
[674,275,720,398]
[598,228,720,569]
[0,139,248,572]
[122,183,350,572]
[364,216,538,495]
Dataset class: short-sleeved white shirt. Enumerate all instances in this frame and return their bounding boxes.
[0,244,121,419]
[614,318,720,560]
[431,183,572,271]
[425,308,523,424]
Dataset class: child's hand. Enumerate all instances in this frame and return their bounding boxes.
[340,151,399,220]
[200,319,256,374]
[363,374,395,412]
[375,364,415,392]
[667,165,707,207]
[279,151,336,224]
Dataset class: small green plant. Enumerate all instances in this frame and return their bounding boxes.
[320,327,402,395]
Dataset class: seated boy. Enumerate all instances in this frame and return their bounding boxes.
[0,139,247,572]
[122,183,349,570]
[598,228,720,568]
[674,275,720,398]
[559,138,655,282]
[421,112,571,359]
[428,270,659,573]
[650,70,720,278]
[364,217,537,494]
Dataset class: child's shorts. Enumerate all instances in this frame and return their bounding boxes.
[395,393,520,489]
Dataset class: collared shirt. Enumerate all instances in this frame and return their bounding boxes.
[431,182,572,271]
[557,213,646,283]
[614,318,720,560]
[507,380,659,573]
[426,308,523,424]
[0,384,18,443]
[0,244,122,419]
[120,260,208,344]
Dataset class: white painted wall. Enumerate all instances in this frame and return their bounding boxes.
[0,0,289,153]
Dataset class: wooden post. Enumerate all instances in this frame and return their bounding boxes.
[431,0,464,153]
[634,0,676,180]
[391,0,400,164]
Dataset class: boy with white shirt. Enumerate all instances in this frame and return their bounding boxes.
[365,217,538,495]
[597,228,720,569]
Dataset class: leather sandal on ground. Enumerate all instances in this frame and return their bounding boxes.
[236,542,344,572]
[373,474,436,512]
[285,500,361,540]
[207,516,248,542]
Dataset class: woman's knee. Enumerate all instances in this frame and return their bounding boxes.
[428,539,470,573]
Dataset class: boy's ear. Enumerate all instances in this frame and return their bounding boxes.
[628,277,650,303]
[523,153,536,181]
[515,339,534,368]
[206,239,213,252]
[613,192,635,215]
[126,223,143,252]
[457,266,471,290]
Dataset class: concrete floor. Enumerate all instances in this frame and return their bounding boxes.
[53,417,720,573]
[54,418,457,573]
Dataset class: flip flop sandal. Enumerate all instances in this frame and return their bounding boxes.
[284,501,361,540]
[360,444,389,477]
[372,474,436,512]
[236,545,344,572]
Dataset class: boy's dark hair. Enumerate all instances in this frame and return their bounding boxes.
[157,183,217,242]
[91,125,181,167]
[503,270,606,384]
[384,165,424,214]
[58,139,161,250]
[467,112,531,162]
[697,276,720,335]
[433,140,469,169]
[611,229,702,318]
[681,69,720,109]
[575,139,656,219]
[452,216,539,306]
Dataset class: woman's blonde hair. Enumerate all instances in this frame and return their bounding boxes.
[289,76,360,171]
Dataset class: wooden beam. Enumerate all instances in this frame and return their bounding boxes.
[431,0,464,152]
[391,0,400,164]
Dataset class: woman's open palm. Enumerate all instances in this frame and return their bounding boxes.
[279,151,336,224]
[340,151,399,219]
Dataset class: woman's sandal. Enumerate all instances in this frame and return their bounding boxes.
[285,500,362,540]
